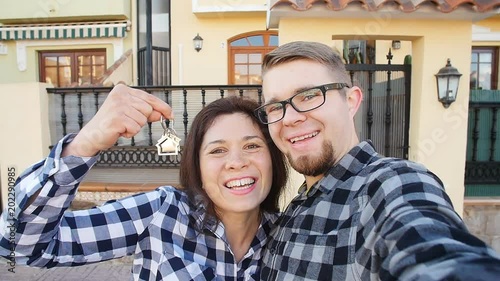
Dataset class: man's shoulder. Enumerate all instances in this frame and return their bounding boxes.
[359,156,444,195]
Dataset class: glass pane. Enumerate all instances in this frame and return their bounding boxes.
[94,55,105,65]
[94,65,105,80]
[247,35,264,46]
[44,67,58,86]
[478,64,492,90]
[249,64,261,76]
[58,56,71,66]
[235,64,248,75]
[479,53,492,63]
[235,54,248,64]
[249,75,261,85]
[471,52,478,63]
[59,66,72,87]
[235,75,248,84]
[249,65,262,85]
[78,55,91,65]
[231,38,249,46]
[469,63,478,89]
[44,56,58,66]
[269,35,279,46]
[79,66,92,85]
[249,53,262,64]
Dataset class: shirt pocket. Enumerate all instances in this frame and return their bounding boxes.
[158,250,217,281]
[287,228,338,264]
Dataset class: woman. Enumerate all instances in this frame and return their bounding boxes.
[0,87,288,280]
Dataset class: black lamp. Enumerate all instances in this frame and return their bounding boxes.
[193,33,203,52]
[391,40,401,50]
[435,58,462,108]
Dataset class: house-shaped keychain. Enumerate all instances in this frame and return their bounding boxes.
[157,116,181,156]
[156,132,180,156]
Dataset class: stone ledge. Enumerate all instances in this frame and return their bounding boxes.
[464,197,500,206]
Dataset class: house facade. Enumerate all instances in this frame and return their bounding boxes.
[0,0,499,246]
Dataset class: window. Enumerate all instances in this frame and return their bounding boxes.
[470,47,498,90]
[39,49,106,87]
[228,31,278,84]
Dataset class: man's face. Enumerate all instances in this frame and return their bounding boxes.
[262,59,360,184]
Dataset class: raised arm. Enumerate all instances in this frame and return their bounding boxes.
[0,84,173,267]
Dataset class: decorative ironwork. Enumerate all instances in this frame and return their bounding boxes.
[47,85,264,167]
[97,146,181,168]
[466,99,500,185]
[465,161,500,184]
[47,63,411,167]
[346,50,411,160]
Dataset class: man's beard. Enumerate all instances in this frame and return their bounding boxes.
[287,141,335,177]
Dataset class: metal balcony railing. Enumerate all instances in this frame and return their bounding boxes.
[47,85,263,168]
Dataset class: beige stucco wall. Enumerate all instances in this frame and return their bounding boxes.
[274,18,472,215]
[170,2,268,85]
[0,0,135,85]
[0,83,51,209]
[0,41,117,84]
[0,0,130,24]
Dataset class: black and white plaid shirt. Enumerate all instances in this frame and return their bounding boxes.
[0,135,277,280]
[261,141,500,280]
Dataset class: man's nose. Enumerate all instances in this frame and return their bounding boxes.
[282,103,306,126]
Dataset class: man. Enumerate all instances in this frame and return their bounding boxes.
[255,41,500,280]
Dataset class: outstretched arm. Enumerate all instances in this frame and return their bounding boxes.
[362,166,500,280]
[63,83,173,157]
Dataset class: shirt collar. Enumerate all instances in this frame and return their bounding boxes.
[303,140,378,196]
[190,195,278,241]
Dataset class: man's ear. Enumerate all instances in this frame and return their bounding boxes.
[346,86,363,118]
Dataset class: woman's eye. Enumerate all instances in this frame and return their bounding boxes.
[209,148,225,154]
[246,143,262,150]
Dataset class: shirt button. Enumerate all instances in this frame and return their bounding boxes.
[269,248,276,255]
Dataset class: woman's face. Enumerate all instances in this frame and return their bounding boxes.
[199,113,273,215]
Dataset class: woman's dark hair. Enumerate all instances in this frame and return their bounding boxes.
[179,96,288,227]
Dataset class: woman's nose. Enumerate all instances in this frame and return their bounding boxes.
[225,151,249,170]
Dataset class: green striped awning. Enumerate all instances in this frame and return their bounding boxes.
[0,21,129,40]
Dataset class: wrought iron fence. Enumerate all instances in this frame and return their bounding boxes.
[46,85,263,167]
[47,54,411,168]
[465,90,500,193]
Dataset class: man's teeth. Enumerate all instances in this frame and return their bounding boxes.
[226,178,255,190]
[290,132,318,144]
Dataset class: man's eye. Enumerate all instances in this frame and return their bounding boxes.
[266,103,283,113]
[299,89,322,101]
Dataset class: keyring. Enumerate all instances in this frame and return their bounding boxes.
[156,116,180,156]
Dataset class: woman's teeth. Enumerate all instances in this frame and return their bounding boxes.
[226,178,255,190]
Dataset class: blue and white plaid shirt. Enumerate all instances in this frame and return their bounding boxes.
[0,135,277,280]
[261,141,500,280]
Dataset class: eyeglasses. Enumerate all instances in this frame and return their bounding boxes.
[254,83,349,124]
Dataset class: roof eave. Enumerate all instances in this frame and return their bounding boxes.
[267,5,500,29]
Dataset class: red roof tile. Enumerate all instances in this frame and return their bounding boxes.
[270,0,500,13]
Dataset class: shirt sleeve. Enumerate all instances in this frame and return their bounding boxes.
[360,163,500,280]
[0,135,167,268]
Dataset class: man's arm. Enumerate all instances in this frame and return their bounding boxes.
[361,165,500,280]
